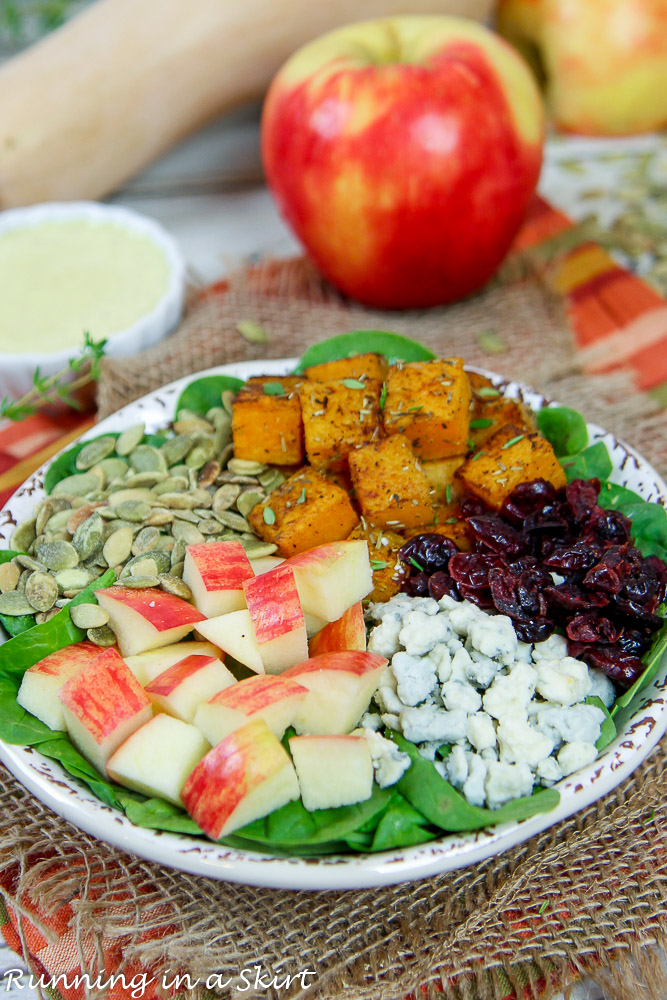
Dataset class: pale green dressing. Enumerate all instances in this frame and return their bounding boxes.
[0,219,170,355]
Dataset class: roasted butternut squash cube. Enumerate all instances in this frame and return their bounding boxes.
[348,523,407,603]
[348,435,434,531]
[383,359,472,459]
[247,467,359,557]
[422,457,466,505]
[232,376,304,465]
[468,372,536,449]
[298,378,383,471]
[457,424,566,508]
[305,353,388,384]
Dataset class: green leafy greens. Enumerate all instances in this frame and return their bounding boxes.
[175,375,244,419]
[294,330,436,373]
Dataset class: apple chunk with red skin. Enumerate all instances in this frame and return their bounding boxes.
[181,718,300,838]
[286,540,372,624]
[183,541,254,618]
[95,586,205,657]
[194,674,308,745]
[289,734,373,811]
[196,610,264,674]
[309,601,366,657]
[17,641,101,731]
[58,647,152,774]
[261,15,544,308]
[123,641,222,686]
[282,650,387,735]
[242,564,308,674]
[144,654,236,723]
[107,714,210,805]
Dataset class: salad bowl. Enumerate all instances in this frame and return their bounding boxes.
[0,357,665,890]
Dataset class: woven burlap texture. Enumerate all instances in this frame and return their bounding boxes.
[2,256,666,1000]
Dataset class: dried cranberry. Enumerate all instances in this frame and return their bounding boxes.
[577,645,645,688]
[501,479,557,525]
[566,478,601,522]
[459,497,490,519]
[544,540,601,572]
[458,585,494,609]
[545,584,609,611]
[513,617,554,643]
[617,628,651,656]
[467,516,526,557]
[583,562,623,594]
[401,572,430,597]
[489,567,549,620]
[590,509,632,543]
[449,552,504,590]
[613,596,664,630]
[428,572,459,602]
[566,612,621,644]
[398,533,458,574]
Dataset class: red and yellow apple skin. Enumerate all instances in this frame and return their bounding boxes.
[261,16,544,309]
[497,0,667,135]
[308,602,366,656]
[94,586,206,657]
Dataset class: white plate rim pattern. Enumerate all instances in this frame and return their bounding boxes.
[0,357,665,891]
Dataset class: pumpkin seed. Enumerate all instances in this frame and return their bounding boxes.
[159,492,199,510]
[218,442,234,468]
[12,519,36,553]
[0,590,35,616]
[129,445,168,475]
[242,540,279,558]
[70,603,110,629]
[214,510,250,532]
[221,390,235,416]
[116,575,160,589]
[258,469,285,492]
[227,457,266,476]
[16,569,30,593]
[236,489,265,519]
[153,476,189,496]
[25,571,59,612]
[116,423,146,456]
[114,500,152,522]
[198,460,221,489]
[107,487,156,505]
[159,575,193,600]
[87,625,117,647]
[144,508,173,527]
[185,438,216,470]
[0,562,20,593]
[160,435,196,466]
[76,436,117,470]
[171,521,205,545]
[66,503,105,536]
[35,609,59,625]
[170,539,186,566]
[212,483,241,511]
[35,500,55,536]
[124,471,169,489]
[96,457,129,481]
[174,416,213,435]
[14,553,47,573]
[72,513,104,560]
[198,519,223,535]
[52,470,103,497]
[132,526,161,556]
[155,536,175,553]
[54,568,93,591]
[172,508,200,524]
[102,526,133,567]
[36,540,79,572]
[217,471,257,486]
[170,560,185,578]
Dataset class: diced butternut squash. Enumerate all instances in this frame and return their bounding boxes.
[247,468,359,557]
[348,435,434,531]
[232,376,304,465]
[457,425,566,508]
[468,372,536,449]
[422,456,466,505]
[304,353,388,383]
[298,378,383,470]
[348,523,407,603]
[383,359,472,459]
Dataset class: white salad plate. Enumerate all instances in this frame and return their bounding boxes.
[0,358,665,891]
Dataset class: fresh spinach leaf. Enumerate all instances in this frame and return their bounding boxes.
[37,736,120,808]
[393,732,559,831]
[560,442,613,483]
[0,568,115,676]
[597,482,667,561]
[119,794,204,834]
[537,406,589,457]
[0,551,19,564]
[611,614,667,720]
[175,375,244,419]
[294,331,436,374]
[0,614,35,637]
[585,696,617,750]
[369,792,437,851]
[224,784,392,847]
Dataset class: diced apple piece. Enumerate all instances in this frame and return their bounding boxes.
[286,540,372,623]
[196,609,264,674]
[243,565,308,674]
[194,675,308,744]
[144,654,236,723]
[181,718,299,838]
[107,714,210,805]
[17,641,101,731]
[249,556,284,576]
[58,647,152,774]
[289,735,373,811]
[124,641,222,685]
[183,541,254,618]
[94,586,205,657]
[282,650,387,735]
[309,602,366,656]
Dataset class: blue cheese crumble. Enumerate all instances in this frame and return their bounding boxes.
[366,593,615,809]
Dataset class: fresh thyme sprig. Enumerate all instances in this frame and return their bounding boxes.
[0,333,107,421]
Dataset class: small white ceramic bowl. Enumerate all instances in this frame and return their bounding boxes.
[0,201,186,400]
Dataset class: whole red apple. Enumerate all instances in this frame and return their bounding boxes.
[261,16,544,309]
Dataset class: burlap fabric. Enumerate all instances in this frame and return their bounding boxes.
[1,256,666,1000]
